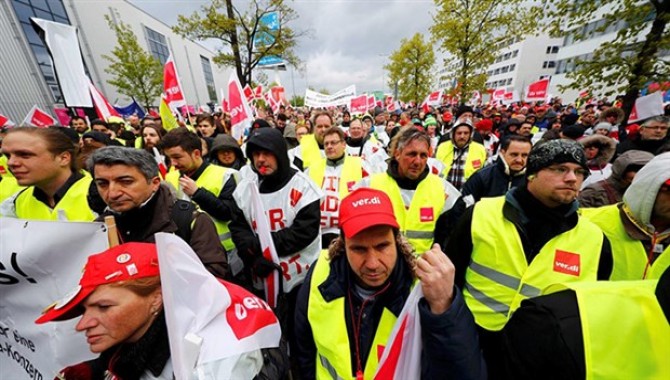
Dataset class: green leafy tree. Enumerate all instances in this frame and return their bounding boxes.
[290,95,304,107]
[173,0,304,87]
[544,0,669,126]
[430,0,540,102]
[102,15,163,109]
[384,33,435,103]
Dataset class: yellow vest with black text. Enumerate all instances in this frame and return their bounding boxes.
[299,134,323,170]
[465,196,603,331]
[308,156,363,200]
[14,175,96,221]
[554,280,670,379]
[166,164,235,251]
[581,204,670,280]
[435,141,487,180]
[308,250,397,380]
[369,173,445,254]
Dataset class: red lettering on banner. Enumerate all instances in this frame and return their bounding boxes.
[322,195,339,212]
[290,188,303,207]
[420,207,434,222]
[222,280,277,340]
[553,250,581,276]
[268,209,285,230]
[323,176,338,192]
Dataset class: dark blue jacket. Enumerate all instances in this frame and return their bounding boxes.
[294,248,486,380]
[461,157,526,203]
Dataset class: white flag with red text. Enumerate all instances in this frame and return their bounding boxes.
[629,91,664,123]
[374,284,424,379]
[88,79,121,120]
[155,233,281,380]
[525,78,550,101]
[350,94,369,115]
[21,105,55,127]
[228,72,254,141]
[0,113,15,128]
[163,53,187,110]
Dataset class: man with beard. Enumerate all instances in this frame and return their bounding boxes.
[436,118,488,191]
[445,139,613,377]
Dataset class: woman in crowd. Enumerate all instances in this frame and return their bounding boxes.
[36,242,288,380]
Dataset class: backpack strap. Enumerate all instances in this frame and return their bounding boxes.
[171,200,195,243]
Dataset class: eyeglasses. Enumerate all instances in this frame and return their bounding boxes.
[644,125,668,131]
[544,165,588,179]
[323,140,343,147]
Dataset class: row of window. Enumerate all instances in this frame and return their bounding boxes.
[494,50,519,63]
[493,36,521,51]
[485,78,513,88]
[546,46,560,54]
[487,64,517,76]
[564,18,628,46]
[542,61,556,69]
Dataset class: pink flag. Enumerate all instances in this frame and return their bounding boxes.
[374,285,424,379]
[629,91,664,123]
[243,84,254,102]
[228,72,253,141]
[350,95,368,114]
[0,113,15,128]
[367,95,376,110]
[163,53,187,109]
[53,107,72,126]
[88,79,121,121]
[21,105,55,127]
[525,78,550,101]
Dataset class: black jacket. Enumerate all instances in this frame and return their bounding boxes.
[294,250,486,380]
[188,161,238,222]
[616,135,670,157]
[461,157,526,202]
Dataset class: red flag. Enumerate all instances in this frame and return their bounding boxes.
[578,89,589,99]
[243,84,254,102]
[350,95,368,114]
[53,107,72,126]
[21,105,55,127]
[88,79,121,120]
[254,85,264,100]
[387,101,400,112]
[270,86,286,103]
[525,78,550,100]
[228,72,253,141]
[367,95,376,110]
[629,92,664,123]
[0,113,15,128]
[163,53,186,109]
[384,95,393,106]
[148,108,160,118]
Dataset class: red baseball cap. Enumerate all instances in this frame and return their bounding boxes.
[339,188,399,238]
[36,243,160,324]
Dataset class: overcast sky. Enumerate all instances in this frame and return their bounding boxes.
[131,0,437,99]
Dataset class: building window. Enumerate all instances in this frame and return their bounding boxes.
[551,46,559,54]
[144,26,170,65]
[503,52,511,60]
[506,78,512,85]
[10,0,73,103]
[547,61,556,68]
[509,64,516,71]
[512,50,519,58]
[501,65,509,73]
[200,55,217,103]
[494,68,500,75]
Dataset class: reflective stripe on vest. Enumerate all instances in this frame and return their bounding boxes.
[465,196,603,331]
[308,156,363,200]
[308,250,397,380]
[166,165,237,251]
[435,141,487,179]
[15,175,96,222]
[369,173,445,254]
[581,204,670,280]
[553,280,670,379]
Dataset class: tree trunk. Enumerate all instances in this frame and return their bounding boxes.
[619,3,668,139]
[225,0,245,86]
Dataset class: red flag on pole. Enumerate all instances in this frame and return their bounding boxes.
[243,84,254,103]
[525,78,550,101]
[21,105,55,127]
[629,91,664,123]
[228,72,253,141]
[88,79,121,121]
[254,85,264,100]
[350,95,368,115]
[367,95,376,110]
[0,113,16,128]
[163,53,187,110]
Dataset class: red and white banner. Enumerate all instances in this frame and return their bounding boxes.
[422,90,443,107]
[254,85,264,100]
[384,95,394,106]
[247,183,281,308]
[492,88,506,101]
[243,84,254,102]
[374,285,424,379]
[579,89,589,99]
[21,105,56,127]
[387,101,401,113]
[155,233,281,380]
[525,78,550,101]
[88,79,121,121]
[227,72,254,141]
[503,90,520,105]
[265,91,281,114]
[0,113,15,128]
[367,95,376,110]
[163,53,187,110]
[270,86,286,103]
[629,91,664,123]
[350,94,369,115]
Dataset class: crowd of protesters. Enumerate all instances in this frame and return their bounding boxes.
[1,94,669,379]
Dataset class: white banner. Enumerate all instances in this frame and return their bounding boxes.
[30,18,92,107]
[304,85,357,108]
[629,91,664,123]
[0,219,108,379]
[155,233,281,380]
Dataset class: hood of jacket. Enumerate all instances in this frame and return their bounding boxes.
[623,152,670,229]
[245,128,294,192]
[209,134,245,169]
[610,149,655,188]
[580,134,616,168]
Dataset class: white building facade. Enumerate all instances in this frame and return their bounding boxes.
[0,0,229,123]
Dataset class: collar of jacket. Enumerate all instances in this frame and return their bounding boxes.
[503,186,579,229]
[317,250,413,316]
[498,156,526,177]
[385,159,429,190]
[326,154,346,167]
